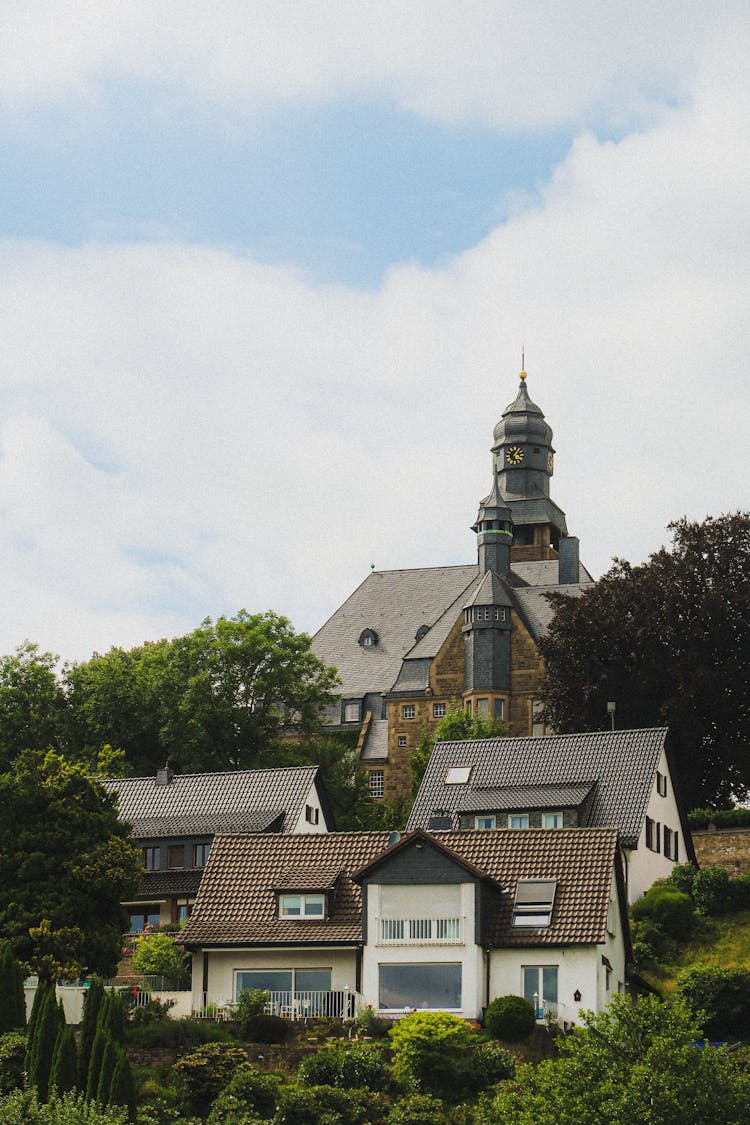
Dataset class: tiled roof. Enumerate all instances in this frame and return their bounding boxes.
[453,782,596,814]
[102,766,323,839]
[180,832,392,946]
[133,869,204,899]
[513,583,588,637]
[512,560,593,586]
[407,728,668,847]
[273,864,343,891]
[130,811,284,839]
[360,719,388,762]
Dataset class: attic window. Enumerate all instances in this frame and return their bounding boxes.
[415,624,430,642]
[359,629,378,648]
[513,879,557,928]
[279,893,325,919]
[445,766,472,784]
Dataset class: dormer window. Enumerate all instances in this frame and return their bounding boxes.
[415,625,430,642]
[359,629,378,648]
[508,813,529,829]
[279,893,325,919]
[513,879,556,928]
[343,700,361,723]
[445,766,472,784]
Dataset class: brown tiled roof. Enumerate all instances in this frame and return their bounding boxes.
[273,865,343,891]
[180,832,391,946]
[181,827,622,950]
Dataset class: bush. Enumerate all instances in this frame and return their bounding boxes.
[693,866,732,915]
[127,1018,236,1050]
[207,1063,282,1124]
[665,862,699,896]
[131,933,190,986]
[172,1042,249,1116]
[298,1044,391,1091]
[0,1032,27,1095]
[675,965,750,1040]
[463,1040,515,1093]
[389,1011,474,1099]
[0,1088,129,1122]
[688,807,750,830]
[729,872,750,911]
[0,947,26,1032]
[129,998,174,1026]
[630,885,695,941]
[241,1013,291,1044]
[275,1083,387,1125]
[484,995,536,1041]
[386,1093,446,1124]
[356,1005,391,1040]
[235,990,270,1023]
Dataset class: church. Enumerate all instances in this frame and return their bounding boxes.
[312,366,594,803]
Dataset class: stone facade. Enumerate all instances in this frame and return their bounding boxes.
[692,828,750,875]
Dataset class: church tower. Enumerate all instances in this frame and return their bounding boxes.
[490,366,567,560]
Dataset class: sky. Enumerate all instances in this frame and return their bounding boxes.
[0,1,748,663]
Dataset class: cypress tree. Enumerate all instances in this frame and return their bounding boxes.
[27,983,62,1101]
[85,1026,107,1102]
[101,989,125,1044]
[78,978,104,1088]
[50,1023,78,1094]
[0,945,26,1031]
[25,978,51,1060]
[96,1036,117,1107]
[109,1047,137,1123]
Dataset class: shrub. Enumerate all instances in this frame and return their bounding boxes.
[729,872,750,911]
[675,965,750,1040]
[386,1093,446,1124]
[235,990,270,1024]
[693,866,732,915]
[0,1088,129,1122]
[463,1040,515,1093]
[665,862,699,896]
[172,1042,249,1116]
[298,1044,390,1091]
[275,1083,387,1125]
[127,1017,236,1050]
[0,946,26,1032]
[0,1032,27,1095]
[484,995,536,1041]
[128,998,174,1026]
[630,884,694,940]
[207,1064,282,1123]
[131,933,190,986]
[688,807,750,830]
[356,1005,391,1040]
[49,1025,77,1096]
[241,1012,291,1044]
[389,1011,474,1099]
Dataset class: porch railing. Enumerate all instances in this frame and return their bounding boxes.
[378,916,464,944]
[192,989,360,1021]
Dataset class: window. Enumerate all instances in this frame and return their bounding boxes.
[494,699,504,720]
[523,966,558,1018]
[607,899,616,936]
[166,845,185,869]
[445,766,472,784]
[279,893,325,918]
[513,880,556,928]
[656,771,668,796]
[128,906,161,932]
[379,963,461,1010]
[141,846,160,871]
[305,804,320,825]
[508,813,529,829]
[397,735,407,748]
[235,968,331,1003]
[370,770,384,799]
[192,842,211,867]
[359,629,378,648]
[541,811,564,829]
[663,827,679,861]
[433,702,446,718]
[475,815,496,830]
[602,955,613,992]
[494,607,508,621]
[402,705,415,719]
[343,700,361,723]
[476,697,489,716]
[645,817,661,852]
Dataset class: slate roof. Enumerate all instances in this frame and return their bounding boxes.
[102,765,325,839]
[181,832,392,945]
[407,728,669,848]
[131,870,204,899]
[360,718,389,761]
[452,782,596,814]
[180,827,624,951]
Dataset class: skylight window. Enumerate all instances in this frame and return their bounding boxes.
[512,880,556,928]
[445,766,472,784]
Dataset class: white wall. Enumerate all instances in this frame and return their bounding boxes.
[629,748,686,901]
[192,945,358,1004]
[291,782,329,833]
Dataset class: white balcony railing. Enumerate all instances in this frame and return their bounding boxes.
[192,989,360,1021]
[378,916,464,944]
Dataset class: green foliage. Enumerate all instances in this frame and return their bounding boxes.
[410,702,508,797]
[49,1024,78,1096]
[693,866,733,915]
[172,1041,250,1116]
[483,995,536,1041]
[0,1087,129,1123]
[206,1064,282,1123]
[0,1032,27,1095]
[0,642,65,772]
[27,918,85,984]
[385,1093,447,1125]
[131,932,189,985]
[463,1040,515,1092]
[389,1011,474,1099]
[85,1028,108,1102]
[127,997,174,1026]
[125,1016,235,1049]
[356,1005,391,1039]
[275,1083,388,1125]
[0,750,140,977]
[483,993,750,1124]
[298,1043,391,1091]
[664,862,699,896]
[539,512,750,808]
[108,1048,136,1123]
[27,981,63,1102]
[0,945,27,1030]
[241,1012,292,1043]
[675,964,750,1040]
[79,979,104,1088]
[689,807,750,829]
[234,988,270,1025]
[631,885,695,941]
[96,1038,118,1107]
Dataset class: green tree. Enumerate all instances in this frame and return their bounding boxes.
[483,993,750,1124]
[0,1032,27,1095]
[50,1024,78,1096]
[131,932,189,984]
[410,702,508,797]
[0,643,65,771]
[538,513,750,808]
[0,945,27,1031]
[0,751,141,978]
[107,1048,136,1123]
[389,1011,474,1099]
[78,979,104,1089]
[27,983,63,1102]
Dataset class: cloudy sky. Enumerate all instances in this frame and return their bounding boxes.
[1,2,748,662]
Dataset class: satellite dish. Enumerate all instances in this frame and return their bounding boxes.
[386,831,401,848]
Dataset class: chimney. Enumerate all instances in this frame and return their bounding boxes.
[558,536,580,584]
[155,765,174,787]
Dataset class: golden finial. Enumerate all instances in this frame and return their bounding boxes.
[520,343,527,381]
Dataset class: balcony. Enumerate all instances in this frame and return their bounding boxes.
[192,989,360,1021]
[377,916,464,945]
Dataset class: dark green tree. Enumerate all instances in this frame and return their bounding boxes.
[49,1023,77,1095]
[0,945,26,1031]
[0,643,65,771]
[108,1047,136,1123]
[0,750,141,978]
[27,983,63,1102]
[410,702,508,797]
[95,1037,118,1107]
[85,1026,108,1103]
[78,979,104,1089]
[538,513,750,808]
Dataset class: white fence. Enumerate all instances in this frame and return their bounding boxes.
[378,916,463,944]
[192,989,360,1021]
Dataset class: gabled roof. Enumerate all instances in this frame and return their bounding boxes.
[407,728,669,848]
[454,782,596,814]
[180,832,392,946]
[102,765,329,839]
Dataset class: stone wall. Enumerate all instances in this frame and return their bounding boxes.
[692,827,750,875]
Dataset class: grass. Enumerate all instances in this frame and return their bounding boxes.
[640,908,750,997]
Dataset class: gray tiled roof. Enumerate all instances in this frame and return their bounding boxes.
[453,783,595,813]
[407,728,668,847]
[130,811,284,839]
[133,870,204,899]
[102,766,324,839]
[361,719,389,761]
[513,560,593,586]
[513,583,588,637]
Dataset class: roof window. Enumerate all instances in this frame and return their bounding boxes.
[415,624,430,642]
[445,766,472,784]
[359,629,378,648]
[513,879,557,928]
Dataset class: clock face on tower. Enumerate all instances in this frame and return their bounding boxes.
[506,445,525,466]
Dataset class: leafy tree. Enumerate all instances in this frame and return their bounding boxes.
[0,945,27,1031]
[676,965,750,1040]
[0,643,65,771]
[483,993,750,1124]
[538,513,750,808]
[410,702,508,797]
[131,932,189,984]
[0,750,141,978]
[49,1024,78,1096]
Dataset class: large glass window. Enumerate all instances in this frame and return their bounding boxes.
[141,846,160,870]
[128,906,161,932]
[379,963,462,1010]
[234,968,331,1003]
[523,965,558,1018]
